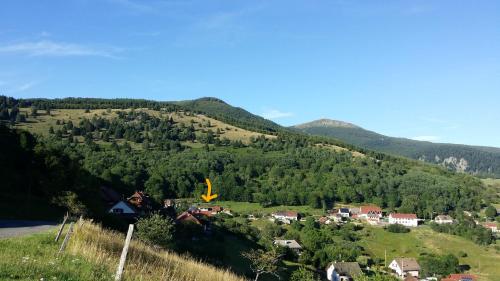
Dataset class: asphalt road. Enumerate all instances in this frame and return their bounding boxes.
[0,220,58,239]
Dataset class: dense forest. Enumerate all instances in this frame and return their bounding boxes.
[294,119,500,178]
[0,96,488,221]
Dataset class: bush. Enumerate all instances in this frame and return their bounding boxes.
[457,251,467,258]
[136,213,175,247]
[385,224,410,233]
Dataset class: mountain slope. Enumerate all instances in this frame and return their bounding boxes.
[176,97,284,134]
[293,119,500,177]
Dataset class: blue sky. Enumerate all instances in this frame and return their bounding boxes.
[1,1,499,147]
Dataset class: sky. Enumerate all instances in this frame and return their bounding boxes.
[1,0,499,147]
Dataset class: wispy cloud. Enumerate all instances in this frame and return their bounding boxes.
[261,109,294,120]
[411,135,441,142]
[0,40,122,58]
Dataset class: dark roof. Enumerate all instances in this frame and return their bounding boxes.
[339,208,350,213]
[330,262,362,277]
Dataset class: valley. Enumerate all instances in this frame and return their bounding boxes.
[1,96,499,281]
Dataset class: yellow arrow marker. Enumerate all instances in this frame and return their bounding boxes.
[201,178,218,202]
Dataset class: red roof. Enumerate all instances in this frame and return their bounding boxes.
[442,274,476,281]
[360,205,382,214]
[176,212,202,225]
[390,213,417,219]
[483,222,497,228]
[273,211,298,217]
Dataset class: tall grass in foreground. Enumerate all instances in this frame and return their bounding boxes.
[0,229,112,280]
[68,221,247,281]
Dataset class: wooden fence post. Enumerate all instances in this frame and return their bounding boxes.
[115,224,134,281]
[79,215,84,227]
[58,222,74,255]
[55,213,69,242]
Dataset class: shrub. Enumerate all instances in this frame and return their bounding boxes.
[136,213,175,247]
[385,224,410,233]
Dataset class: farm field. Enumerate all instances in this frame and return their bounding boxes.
[359,225,500,281]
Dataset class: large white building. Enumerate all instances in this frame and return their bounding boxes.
[389,213,418,227]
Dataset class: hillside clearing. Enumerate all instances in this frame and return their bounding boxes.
[14,108,276,144]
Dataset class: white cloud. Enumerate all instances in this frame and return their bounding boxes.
[0,40,121,58]
[411,135,441,142]
[261,109,294,120]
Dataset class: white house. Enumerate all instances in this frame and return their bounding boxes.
[389,213,418,227]
[108,200,136,215]
[326,262,362,281]
[338,208,350,218]
[434,215,454,224]
[389,258,420,278]
[271,211,299,224]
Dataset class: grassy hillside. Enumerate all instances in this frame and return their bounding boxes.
[14,107,276,144]
[359,225,500,281]
[0,221,246,281]
[293,119,500,177]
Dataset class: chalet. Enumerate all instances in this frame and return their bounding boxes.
[271,211,299,224]
[338,208,350,218]
[108,200,137,218]
[359,206,382,219]
[326,262,362,281]
[273,239,302,254]
[127,191,153,213]
[389,213,419,227]
[482,222,499,233]
[389,258,420,278]
[434,215,454,224]
[441,274,476,281]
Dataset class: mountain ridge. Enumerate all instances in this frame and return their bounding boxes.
[293,118,500,177]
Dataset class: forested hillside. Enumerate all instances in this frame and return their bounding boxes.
[294,119,500,178]
[0,96,488,220]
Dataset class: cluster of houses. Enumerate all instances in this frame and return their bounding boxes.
[103,187,230,232]
[314,205,421,227]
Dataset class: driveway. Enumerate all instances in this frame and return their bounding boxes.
[0,220,58,239]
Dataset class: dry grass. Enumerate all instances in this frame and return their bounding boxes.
[68,221,247,281]
[15,108,275,144]
[315,143,365,158]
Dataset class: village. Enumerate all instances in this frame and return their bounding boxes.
[103,187,499,281]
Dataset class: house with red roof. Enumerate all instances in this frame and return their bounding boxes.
[389,213,419,227]
[482,222,499,233]
[271,211,299,224]
[441,273,476,281]
[359,205,383,222]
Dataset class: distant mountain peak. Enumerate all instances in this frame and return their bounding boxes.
[193,97,228,104]
[294,119,361,129]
